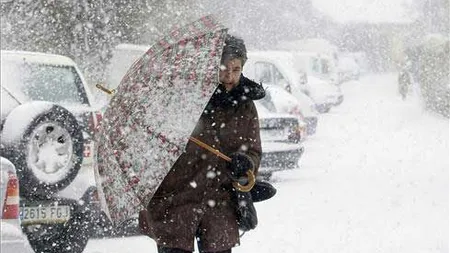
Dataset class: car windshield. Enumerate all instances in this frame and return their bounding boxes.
[1,60,87,105]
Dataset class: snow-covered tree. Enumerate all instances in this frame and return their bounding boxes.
[0,0,202,84]
[1,0,119,83]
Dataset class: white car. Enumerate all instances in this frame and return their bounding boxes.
[244,50,343,113]
[260,84,319,136]
[337,55,360,81]
[302,75,344,107]
[255,101,305,180]
[0,50,106,253]
[288,50,341,85]
[1,157,34,253]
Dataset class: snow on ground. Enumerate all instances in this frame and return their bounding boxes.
[84,73,449,253]
[1,221,34,252]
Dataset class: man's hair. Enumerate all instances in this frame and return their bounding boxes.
[221,34,247,67]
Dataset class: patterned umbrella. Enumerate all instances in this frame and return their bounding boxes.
[94,16,228,225]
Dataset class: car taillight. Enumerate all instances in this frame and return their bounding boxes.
[289,106,305,121]
[288,125,302,143]
[2,171,19,219]
[88,111,104,135]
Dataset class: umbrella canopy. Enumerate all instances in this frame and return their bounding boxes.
[94,15,228,225]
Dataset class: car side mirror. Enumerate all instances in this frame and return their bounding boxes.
[299,72,307,85]
[278,79,292,93]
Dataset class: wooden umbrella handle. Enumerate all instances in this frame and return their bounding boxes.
[189,137,232,162]
[96,83,116,95]
[188,137,255,192]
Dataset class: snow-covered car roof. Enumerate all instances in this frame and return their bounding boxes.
[276,38,339,56]
[306,75,341,96]
[255,100,299,120]
[115,43,151,51]
[262,84,317,117]
[1,50,77,67]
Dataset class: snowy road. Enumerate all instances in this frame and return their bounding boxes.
[84,73,449,253]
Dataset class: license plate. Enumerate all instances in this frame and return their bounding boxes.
[20,205,71,225]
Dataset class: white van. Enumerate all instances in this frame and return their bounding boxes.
[106,43,150,90]
[276,39,341,83]
[290,51,340,83]
[244,50,343,113]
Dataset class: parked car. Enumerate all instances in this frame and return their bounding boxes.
[304,75,344,107]
[260,84,319,136]
[336,55,360,81]
[106,43,151,91]
[287,50,341,85]
[0,50,106,253]
[244,50,343,113]
[1,157,34,253]
[255,101,305,180]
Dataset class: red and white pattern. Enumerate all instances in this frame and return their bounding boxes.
[94,16,228,225]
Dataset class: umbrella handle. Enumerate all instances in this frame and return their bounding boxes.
[189,137,231,162]
[188,137,255,192]
[96,83,116,95]
[232,170,256,192]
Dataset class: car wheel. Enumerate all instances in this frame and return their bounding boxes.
[1,102,84,198]
[23,210,92,253]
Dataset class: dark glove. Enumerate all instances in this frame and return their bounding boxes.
[229,153,254,178]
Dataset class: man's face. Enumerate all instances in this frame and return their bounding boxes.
[219,58,243,91]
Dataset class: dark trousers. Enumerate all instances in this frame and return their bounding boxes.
[157,245,231,253]
[157,227,233,253]
[158,245,231,253]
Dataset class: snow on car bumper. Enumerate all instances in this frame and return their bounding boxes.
[332,95,344,106]
[259,142,304,173]
[0,232,33,251]
[1,220,34,252]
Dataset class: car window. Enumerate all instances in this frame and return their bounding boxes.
[273,66,286,85]
[254,100,271,115]
[1,61,89,105]
[320,58,330,74]
[311,57,320,73]
[1,86,20,118]
[254,62,274,84]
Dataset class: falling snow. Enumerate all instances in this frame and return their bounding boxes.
[0,1,448,253]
